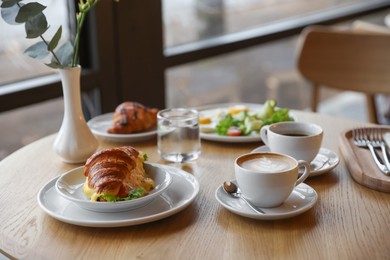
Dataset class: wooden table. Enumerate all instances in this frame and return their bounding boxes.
[1,110,389,259]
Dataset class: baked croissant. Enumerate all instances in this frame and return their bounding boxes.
[82,146,154,202]
[108,102,158,134]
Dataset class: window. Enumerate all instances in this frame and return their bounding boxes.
[163,0,390,108]
[0,0,70,85]
[0,0,120,112]
[1,0,389,112]
[163,0,378,47]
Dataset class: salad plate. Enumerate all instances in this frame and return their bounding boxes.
[215,180,317,220]
[87,113,157,142]
[196,102,295,143]
[38,164,199,227]
[55,163,172,213]
[252,146,339,177]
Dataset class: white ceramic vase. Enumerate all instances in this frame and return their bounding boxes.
[53,66,98,163]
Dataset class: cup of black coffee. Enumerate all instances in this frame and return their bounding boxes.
[260,122,323,162]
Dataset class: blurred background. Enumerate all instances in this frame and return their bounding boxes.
[1,0,389,160]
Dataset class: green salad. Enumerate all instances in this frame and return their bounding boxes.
[215,100,294,136]
[99,188,145,202]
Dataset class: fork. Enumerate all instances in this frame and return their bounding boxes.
[352,128,390,175]
[369,128,390,171]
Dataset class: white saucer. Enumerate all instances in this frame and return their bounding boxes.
[87,113,157,142]
[252,146,339,177]
[215,180,317,220]
[38,165,199,227]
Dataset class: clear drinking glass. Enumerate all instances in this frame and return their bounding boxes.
[157,108,201,163]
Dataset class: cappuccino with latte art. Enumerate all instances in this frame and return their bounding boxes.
[235,152,311,208]
[239,154,296,173]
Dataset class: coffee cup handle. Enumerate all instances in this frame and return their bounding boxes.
[295,160,311,186]
[260,125,270,146]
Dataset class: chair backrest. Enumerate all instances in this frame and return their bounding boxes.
[297,25,390,123]
[298,25,390,94]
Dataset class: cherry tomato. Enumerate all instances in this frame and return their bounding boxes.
[227,126,242,136]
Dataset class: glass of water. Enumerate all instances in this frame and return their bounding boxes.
[157,108,201,163]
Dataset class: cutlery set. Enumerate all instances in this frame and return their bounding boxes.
[352,128,390,176]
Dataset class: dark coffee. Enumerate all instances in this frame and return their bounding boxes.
[282,133,309,137]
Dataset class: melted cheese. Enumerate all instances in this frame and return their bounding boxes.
[82,179,100,201]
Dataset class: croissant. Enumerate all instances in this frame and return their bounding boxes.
[82,146,154,202]
[108,102,158,134]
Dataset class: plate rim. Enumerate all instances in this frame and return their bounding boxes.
[37,164,200,227]
[87,112,157,142]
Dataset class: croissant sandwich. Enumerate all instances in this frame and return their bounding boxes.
[82,146,155,202]
[108,101,158,134]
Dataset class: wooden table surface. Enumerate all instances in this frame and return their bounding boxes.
[1,110,389,259]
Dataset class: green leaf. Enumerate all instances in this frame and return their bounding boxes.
[262,108,294,126]
[215,114,242,136]
[96,188,145,202]
[99,194,119,202]
[1,0,22,8]
[45,61,63,69]
[123,188,145,200]
[54,41,73,66]
[15,2,46,23]
[24,41,50,59]
[48,26,62,52]
[25,12,48,38]
[1,3,20,25]
[257,99,277,119]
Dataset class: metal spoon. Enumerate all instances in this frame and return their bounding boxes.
[223,181,265,215]
[312,157,330,171]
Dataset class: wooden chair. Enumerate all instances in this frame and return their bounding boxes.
[296,25,390,123]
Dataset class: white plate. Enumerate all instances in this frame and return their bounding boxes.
[215,180,317,220]
[252,146,339,177]
[55,163,172,213]
[87,113,157,142]
[38,165,199,227]
[196,103,295,143]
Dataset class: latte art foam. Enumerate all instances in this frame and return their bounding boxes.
[241,156,295,172]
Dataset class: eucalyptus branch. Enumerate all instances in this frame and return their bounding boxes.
[40,35,62,65]
[1,0,119,69]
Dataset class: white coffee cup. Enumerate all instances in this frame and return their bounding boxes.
[260,122,323,162]
[235,152,311,208]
